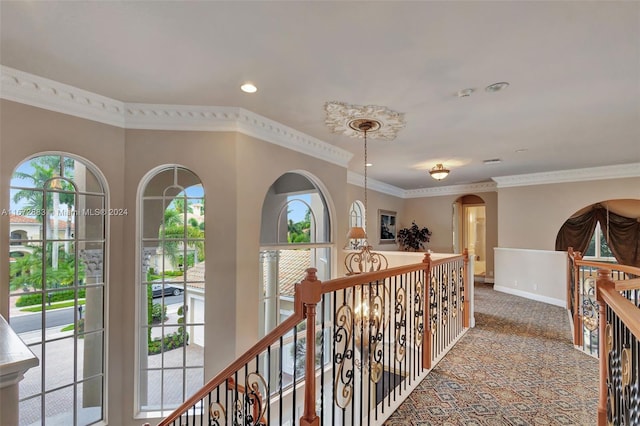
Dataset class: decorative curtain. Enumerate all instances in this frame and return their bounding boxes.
[596,208,640,268]
[556,205,640,268]
[555,209,598,254]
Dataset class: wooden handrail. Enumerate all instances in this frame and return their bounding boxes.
[158,292,306,425]
[614,277,640,291]
[159,253,466,425]
[598,277,640,341]
[575,258,640,276]
[320,253,462,294]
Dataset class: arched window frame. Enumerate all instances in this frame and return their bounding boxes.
[8,152,109,426]
[258,172,335,390]
[347,200,366,249]
[135,165,206,417]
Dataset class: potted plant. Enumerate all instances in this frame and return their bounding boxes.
[397,221,432,251]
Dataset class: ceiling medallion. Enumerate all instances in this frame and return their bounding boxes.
[324,101,406,140]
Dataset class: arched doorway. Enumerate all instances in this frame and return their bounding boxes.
[454,195,486,280]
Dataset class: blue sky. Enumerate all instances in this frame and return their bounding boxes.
[287,194,311,223]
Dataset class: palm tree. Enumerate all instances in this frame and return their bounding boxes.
[12,156,76,268]
[159,196,205,269]
[12,156,75,220]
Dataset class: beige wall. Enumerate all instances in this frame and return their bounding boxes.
[0,100,350,425]
[234,133,347,354]
[346,183,404,251]
[3,98,639,425]
[404,191,498,279]
[498,178,640,250]
[123,129,239,421]
[0,100,127,424]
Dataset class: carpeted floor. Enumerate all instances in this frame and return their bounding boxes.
[384,283,599,426]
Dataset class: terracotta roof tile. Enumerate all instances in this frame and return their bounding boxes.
[271,249,311,297]
[166,261,205,290]
[9,214,39,223]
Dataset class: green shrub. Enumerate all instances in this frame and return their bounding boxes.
[16,289,86,307]
[147,330,189,355]
[151,303,167,323]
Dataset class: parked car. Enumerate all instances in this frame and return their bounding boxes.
[151,284,183,298]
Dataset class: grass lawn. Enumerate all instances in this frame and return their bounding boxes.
[20,299,86,312]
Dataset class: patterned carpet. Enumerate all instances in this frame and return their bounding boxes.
[385,283,599,426]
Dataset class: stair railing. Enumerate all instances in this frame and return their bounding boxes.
[567,248,639,356]
[595,266,640,425]
[156,251,470,426]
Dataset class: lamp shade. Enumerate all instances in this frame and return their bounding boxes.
[346,226,367,240]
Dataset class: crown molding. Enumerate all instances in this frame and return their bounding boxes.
[125,104,352,167]
[1,66,126,127]
[1,66,353,167]
[347,171,405,198]
[492,163,640,188]
[404,182,498,198]
[348,172,497,198]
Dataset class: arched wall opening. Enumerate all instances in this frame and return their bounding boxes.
[555,199,640,267]
[454,194,486,279]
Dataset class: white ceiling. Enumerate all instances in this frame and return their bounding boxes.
[1,1,639,190]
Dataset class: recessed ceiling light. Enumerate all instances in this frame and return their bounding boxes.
[483,158,502,165]
[485,82,509,93]
[457,88,475,98]
[366,163,373,167]
[240,83,257,93]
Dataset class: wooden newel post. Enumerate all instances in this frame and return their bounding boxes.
[596,268,610,426]
[573,250,583,347]
[566,247,573,311]
[462,248,470,328]
[299,268,321,426]
[422,253,432,370]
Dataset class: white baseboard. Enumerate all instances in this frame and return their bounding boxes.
[493,285,565,308]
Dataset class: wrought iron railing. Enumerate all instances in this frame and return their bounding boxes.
[155,251,470,426]
[567,248,640,357]
[595,266,640,425]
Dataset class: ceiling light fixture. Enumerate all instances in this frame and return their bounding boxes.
[485,82,509,93]
[240,83,258,93]
[429,163,450,181]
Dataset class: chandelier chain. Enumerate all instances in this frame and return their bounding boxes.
[364,128,368,235]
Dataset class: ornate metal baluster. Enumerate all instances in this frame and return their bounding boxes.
[244,372,268,426]
[395,286,407,362]
[459,265,465,314]
[209,401,226,426]
[414,279,424,348]
[451,266,458,318]
[333,303,354,409]
[429,275,438,335]
[369,283,385,383]
[441,272,449,329]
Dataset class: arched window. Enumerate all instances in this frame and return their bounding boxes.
[9,154,107,426]
[137,166,205,415]
[259,172,333,388]
[348,200,366,249]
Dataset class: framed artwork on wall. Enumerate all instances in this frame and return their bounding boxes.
[379,210,397,244]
